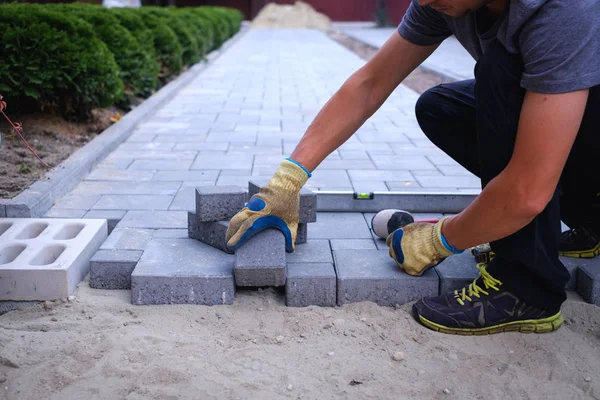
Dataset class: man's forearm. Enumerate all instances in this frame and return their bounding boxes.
[290,73,381,172]
[442,171,540,251]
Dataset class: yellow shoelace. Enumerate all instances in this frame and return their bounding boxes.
[453,263,503,306]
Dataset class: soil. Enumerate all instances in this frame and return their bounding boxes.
[0,108,117,199]
[0,282,599,399]
[328,31,455,94]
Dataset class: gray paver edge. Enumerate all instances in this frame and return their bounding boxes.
[2,25,250,219]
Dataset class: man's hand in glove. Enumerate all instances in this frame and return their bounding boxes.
[386,217,463,276]
[226,158,311,253]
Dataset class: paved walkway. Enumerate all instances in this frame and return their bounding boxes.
[340,27,476,81]
[46,28,479,221]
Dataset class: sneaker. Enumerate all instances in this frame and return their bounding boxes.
[559,226,600,258]
[412,264,563,335]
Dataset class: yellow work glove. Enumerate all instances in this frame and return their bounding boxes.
[226,158,310,253]
[386,217,463,276]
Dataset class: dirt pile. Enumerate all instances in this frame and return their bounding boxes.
[252,1,333,31]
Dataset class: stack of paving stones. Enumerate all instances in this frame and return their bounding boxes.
[86,203,600,308]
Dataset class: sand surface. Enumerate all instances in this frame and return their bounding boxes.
[252,1,332,31]
[0,278,599,400]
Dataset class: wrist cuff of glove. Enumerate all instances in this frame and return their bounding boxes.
[275,158,311,188]
[440,231,463,254]
[434,217,463,256]
[285,158,312,178]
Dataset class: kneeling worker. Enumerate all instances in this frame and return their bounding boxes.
[226,0,600,335]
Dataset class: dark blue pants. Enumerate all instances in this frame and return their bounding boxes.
[415,41,600,311]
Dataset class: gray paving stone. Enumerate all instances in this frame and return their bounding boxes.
[434,252,479,294]
[90,249,143,289]
[169,188,195,212]
[296,223,307,245]
[192,154,254,171]
[330,239,377,250]
[348,170,414,182]
[303,170,353,190]
[575,258,600,306]
[234,229,286,287]
[415,175,481,189]
[117,211,187,229]
[44,208,88,219]
[286,263,336,307]
[286,239,332,264]
[195,186,247,222]
[334,249,438,306]
[92,195,174,210]
[371,155,436,170]
[155,228,188,239]
[84,210,126,234]
[317,159,376,170]
[53,194,101,210]
[73,181,180,196]
[352,181,389,193]
[85,169,155,182]
[187,212,232,254]
[118,142,175,151]
[309,212,372,239]
[100,228,155,251]
[0,199,8,218]
[131,238,235,305]
[174,142,228,151]
[339,150,370,160]
[129,159,193,170]
[152,170,218,182]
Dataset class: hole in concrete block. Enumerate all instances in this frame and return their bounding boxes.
[0,244,27,265]
[54,223,85,240]
[0,222,12,237]
[30,245,66,266]
[15,222,49,239]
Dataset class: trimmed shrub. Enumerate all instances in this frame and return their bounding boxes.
[50,3,159,104]
[136,7,199,67]
[188,7,228,51]
[0,3,123,118]
[174,8,213,58]
[122,7,183,79]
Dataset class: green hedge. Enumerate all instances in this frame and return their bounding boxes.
[51,3,160,106]
[0,3,242,119]
[0,3,123,118]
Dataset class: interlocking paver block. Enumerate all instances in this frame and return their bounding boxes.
[574,258,600,306]
[100,228,155,251]
[296,223,307,245]
[0,218,107,300]
[310,213,372,239]
[286,263,336,307]
[83,210,126,234]
[434,252,479,294]
[195,186,247,222]
[334,249,438,306]
[131,238,235,305]
[90,249,142,289]
[187,212,232,254]
[248,180,317,223]
[559,257,582,291]
[234,229,286,287]
[286,240,333,264]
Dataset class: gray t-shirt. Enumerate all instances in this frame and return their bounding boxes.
[398,0,600,94]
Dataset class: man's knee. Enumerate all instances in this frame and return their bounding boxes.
[415,84,446,141]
